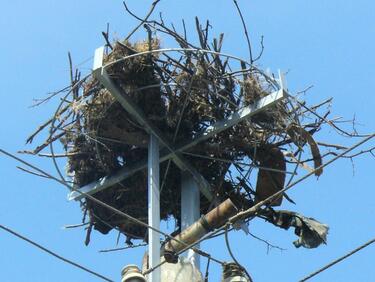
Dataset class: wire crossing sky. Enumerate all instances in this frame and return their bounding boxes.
[0,224,114,282]
[300,237,375,281]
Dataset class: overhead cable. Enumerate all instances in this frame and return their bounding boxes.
[0,148,224,267]
[0,224,114,282]
[229,133,375,223]
[300,237,375,281]
[1,133,374,277]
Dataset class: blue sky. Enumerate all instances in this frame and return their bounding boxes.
[1,1,374,281]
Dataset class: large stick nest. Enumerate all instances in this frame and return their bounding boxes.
[24,19,333,245]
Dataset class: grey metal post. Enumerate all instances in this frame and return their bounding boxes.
[181,172,201,269]
[148,134,161,282]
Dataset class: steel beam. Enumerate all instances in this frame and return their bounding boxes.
[148,134,161,282]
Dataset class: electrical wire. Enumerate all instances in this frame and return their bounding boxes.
[224,224,253,282]
[0,224,114,282]
[181,151,296,175]
[0,148,225,269]
[204,255,211,282]
[229,133,375,223]
[3,132,375,278]
[175,133,374,279]
[2,128,374,279]
[300,237,375,281]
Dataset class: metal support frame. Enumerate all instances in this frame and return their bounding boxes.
[67,45,288,282]
[148,134,161,282]
[68,85,284,201]
[181,172,201,268]
[68,46,286,203]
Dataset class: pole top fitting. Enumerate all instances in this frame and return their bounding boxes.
[121,264,146,282]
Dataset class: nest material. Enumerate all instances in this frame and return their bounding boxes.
[26,27,327,244]
[65,38,293,239]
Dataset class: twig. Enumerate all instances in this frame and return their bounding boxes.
[253,35,264,63]
[316,142,348,150]
[25,132,66,155]
[296,85,314,96]
[123,0,161,41]
[63,222,90,229]
[25,104,70,144]
[292,96,370,138]
[99,243,147,253]
[232,0,253,63]
[249,231,285,253]
[33,152,87,158]
[101,31,113,50]
[16,166,51,179]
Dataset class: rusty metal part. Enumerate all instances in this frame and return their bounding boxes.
[204,198,239,229]
[163,199,238,262]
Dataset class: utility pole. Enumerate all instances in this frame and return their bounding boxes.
[181,172,201,268]
[148,135,161,282]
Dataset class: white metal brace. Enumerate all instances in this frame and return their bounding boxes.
[68,76,285,201]
[68,46,286,204]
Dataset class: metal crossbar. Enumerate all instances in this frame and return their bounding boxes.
[68,47,285,201]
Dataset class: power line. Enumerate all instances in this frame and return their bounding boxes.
[0,224,114,282]
[300,237,375,281]
[230,133,375,223]
[0,148,225,267]
[1,132,374,277]
[224,224,253,282]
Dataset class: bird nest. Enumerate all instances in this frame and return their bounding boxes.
[24,21,327,245]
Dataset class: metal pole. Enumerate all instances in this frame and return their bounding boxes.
[181,172,201,269]
[148,134,160,282]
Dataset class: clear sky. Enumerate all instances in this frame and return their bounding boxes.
[1,1,374,281]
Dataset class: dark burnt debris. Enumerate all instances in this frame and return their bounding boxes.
[260,209,329,249]
[24,17,337,248]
